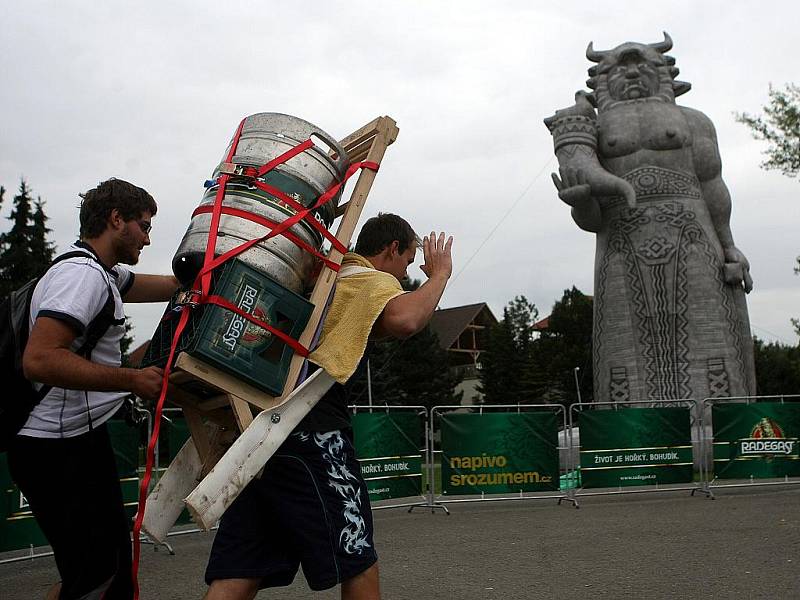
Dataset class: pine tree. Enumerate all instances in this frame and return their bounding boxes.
[476,316,519,404]
[477,296,539,405]
[0,180,35,297]
[0,179,56,298]
[528,287,594,410]
[30,197,56,277]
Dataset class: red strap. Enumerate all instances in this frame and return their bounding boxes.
[201,118,247,297]
[196,160,378,280]
[203,294,309,357]
[131,307,191,599]
[256,138,314,177]
[250,179,348,255]
[316,161,379,209]
[191,205,341,272]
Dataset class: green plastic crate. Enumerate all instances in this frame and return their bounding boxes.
[142,259,313,397]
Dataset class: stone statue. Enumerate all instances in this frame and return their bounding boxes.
[544,33,756,404]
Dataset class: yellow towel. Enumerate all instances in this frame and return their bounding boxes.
[308,252,404,383]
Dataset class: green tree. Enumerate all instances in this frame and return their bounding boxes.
[737,84,800,337]
[527,287,594,409]
[476,316,519,404]
[736,83,800,179]
[477,295,538,404]
[0,180,56,297]
[29,198,56,277]
[505,295,538,354]
[752,337,800,397]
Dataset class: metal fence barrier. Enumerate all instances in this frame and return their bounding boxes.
[700,394,800,497]
[430,404,574,510]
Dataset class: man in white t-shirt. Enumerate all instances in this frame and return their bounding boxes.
[6,178,179,600]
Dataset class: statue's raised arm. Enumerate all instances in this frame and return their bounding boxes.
[544,91,636,232]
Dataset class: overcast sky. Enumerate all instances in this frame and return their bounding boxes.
[2,1,798,348]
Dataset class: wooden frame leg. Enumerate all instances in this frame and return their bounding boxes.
[229,395,255,432]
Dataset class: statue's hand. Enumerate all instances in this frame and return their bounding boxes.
[551,167,592,208]
[723,246,753,293]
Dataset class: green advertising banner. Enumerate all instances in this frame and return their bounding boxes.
[441,412,560,495]
[352,412,423,502]
[712,403,800,480]
[0,420,141,553]
[579,407,693,488]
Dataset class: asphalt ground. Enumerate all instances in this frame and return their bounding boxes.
[1,485,798,599]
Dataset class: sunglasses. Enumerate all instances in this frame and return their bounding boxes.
[136,220,152,235]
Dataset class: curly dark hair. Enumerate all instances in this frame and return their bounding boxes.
[354,213,419,257]
[79,178,157,238]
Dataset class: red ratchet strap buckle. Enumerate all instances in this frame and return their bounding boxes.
[219,162,257,178]
[175,289,202,308]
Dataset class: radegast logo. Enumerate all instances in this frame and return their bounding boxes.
[221,284,272,352]
[736,417,798,458]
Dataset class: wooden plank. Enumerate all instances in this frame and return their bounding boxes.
[200,425,230,478]
[334,200,351,218]
[169,371,194,385]
[174,353,279,412]
[229,395,254,431]
[195,394,234,412]
[185,369,336,530]
[182,406,211,464]
[344,139,373,164]
[141,438,202,543]
[338,116,382,151]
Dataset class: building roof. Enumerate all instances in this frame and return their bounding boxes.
[532,316,550,331]
[429,302,497,349]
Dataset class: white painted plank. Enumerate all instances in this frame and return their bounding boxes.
[141,437,202,543]
[185,369,336,530]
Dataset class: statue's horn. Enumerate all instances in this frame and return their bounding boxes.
[586,41,603,63]
[649,31,673,53]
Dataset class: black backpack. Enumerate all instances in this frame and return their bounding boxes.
[0,251,118,451]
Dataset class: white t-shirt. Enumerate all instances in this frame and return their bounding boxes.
[19,242,135,438]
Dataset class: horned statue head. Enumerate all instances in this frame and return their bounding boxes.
[584,32,691,110]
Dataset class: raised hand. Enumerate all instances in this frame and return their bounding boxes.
[420,231,453,281]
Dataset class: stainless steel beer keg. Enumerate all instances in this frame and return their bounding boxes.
[172,113,349,292]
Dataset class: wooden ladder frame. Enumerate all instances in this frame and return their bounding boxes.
[162,116,399,476]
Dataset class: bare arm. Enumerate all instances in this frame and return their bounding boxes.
[124,273,180,303]
[23,317,166,401]
[373,232,453,339]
